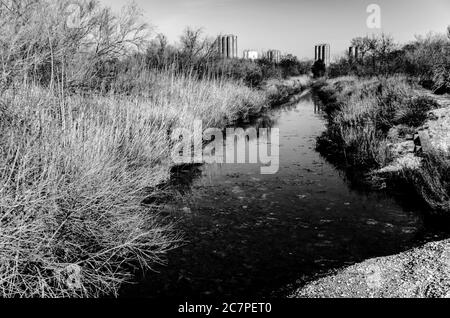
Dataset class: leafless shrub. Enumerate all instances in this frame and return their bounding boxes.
[0,0,151,90]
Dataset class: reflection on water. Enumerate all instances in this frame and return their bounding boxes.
[123,90,449,298]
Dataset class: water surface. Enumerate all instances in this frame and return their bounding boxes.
[124,90,449,298]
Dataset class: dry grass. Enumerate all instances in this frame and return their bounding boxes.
[316,75,449,214]
[317,76,439,167]
[403,151,450,214]
[0,70,267,297]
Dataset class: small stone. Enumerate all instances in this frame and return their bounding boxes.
[182,207,191,214]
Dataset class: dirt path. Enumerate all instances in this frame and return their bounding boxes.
[292,240,450,298]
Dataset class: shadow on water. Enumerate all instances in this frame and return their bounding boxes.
[122,90,450,299]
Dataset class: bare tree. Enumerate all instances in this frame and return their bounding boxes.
[178,27,217,70]
[66,0,151,88]
[351,34,395,75]
[376,34,396,74]
[351,36,375,61]
[0,0,152,89]
[180,27,204,58]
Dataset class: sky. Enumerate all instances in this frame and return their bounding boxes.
[100,0,450,60]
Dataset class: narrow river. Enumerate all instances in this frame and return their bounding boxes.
[123,90,449,298]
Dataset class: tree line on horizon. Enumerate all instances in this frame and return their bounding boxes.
[313,30,450,94]
[0,0,312,94]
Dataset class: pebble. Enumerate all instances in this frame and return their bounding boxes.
[182,207,192,214]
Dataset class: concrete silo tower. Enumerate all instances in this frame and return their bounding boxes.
[217,34,238,59]
[314,43,331,66]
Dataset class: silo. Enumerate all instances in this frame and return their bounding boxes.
[222,36,227,57]
[316,45,322,61]
[325,44,330,66]
[315,44,330,65]
[231,36,235,58]
[217,34,238,58]
[349,46,359,61]
[218,36,222,57]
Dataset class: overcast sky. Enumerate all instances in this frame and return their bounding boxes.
[100,0,450,60]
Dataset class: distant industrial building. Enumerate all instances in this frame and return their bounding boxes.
[243,50,259,61]
[315,44,331,66]
[217,35,238,59]
[265,49,281,63]
[348,46,359,60]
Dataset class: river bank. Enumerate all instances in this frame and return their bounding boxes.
[292,239,450,298]
[290,76,450,298]
[314,76,450,216]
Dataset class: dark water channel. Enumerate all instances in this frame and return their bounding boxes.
[124,90,449,298]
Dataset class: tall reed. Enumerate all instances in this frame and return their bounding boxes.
[0,70,267,297]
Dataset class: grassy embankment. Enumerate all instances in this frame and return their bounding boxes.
[0,69,292,297]
[313,76,450,215]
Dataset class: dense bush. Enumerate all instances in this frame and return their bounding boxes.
[404,151,450,215]
[279,55,312,78]
[328,58,353,78]
[326,32,450,94]
[312,59,326,78]
[209,59,266,87]
[395,96,440,127]
[376,81,440,131]
[403,33,450,94]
